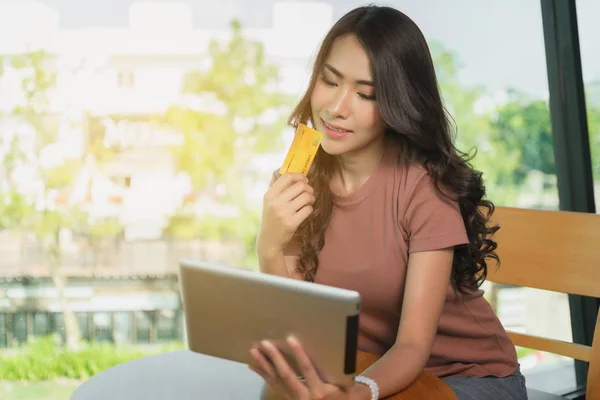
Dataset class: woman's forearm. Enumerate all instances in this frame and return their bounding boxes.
[257,247,289,277]
[358,343,430,398]
[257,235,306,280]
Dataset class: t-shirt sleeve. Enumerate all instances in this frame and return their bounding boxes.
[404,172,469,253]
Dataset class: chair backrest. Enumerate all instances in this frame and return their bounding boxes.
[486,206,600,400]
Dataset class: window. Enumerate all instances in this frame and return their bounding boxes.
[13,312,28,345]
[0,313,7,347]
[157,310,176,341]
[0,1,595,399]
[53,312,66,342]
[577,0,600,203]
[113,311,132,344]
[76,312,90,342]
[93,312,112,342]
[33,312,50,336]
[135,311,151,344]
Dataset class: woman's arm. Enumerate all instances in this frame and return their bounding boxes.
[256,170,314,280]
[258,249,305,280]
[355,247,454,398]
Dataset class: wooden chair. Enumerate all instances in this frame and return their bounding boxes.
[487,206,600,400]
[261,350,457,399]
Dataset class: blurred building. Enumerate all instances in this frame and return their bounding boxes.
[0,0,336,237]
[0,0,333,347]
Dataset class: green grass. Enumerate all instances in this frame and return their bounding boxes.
[0,335,186,399]
[0,379,81,400]
[0,335,185,381]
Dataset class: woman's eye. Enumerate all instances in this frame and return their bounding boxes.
[320,76,336,86]
[320,75,375,100]
[358,93,376,100]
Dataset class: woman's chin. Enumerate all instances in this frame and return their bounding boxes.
[320,138,354,156]
[319,142,345,156]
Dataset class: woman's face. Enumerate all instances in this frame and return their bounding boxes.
[310,34,386,157]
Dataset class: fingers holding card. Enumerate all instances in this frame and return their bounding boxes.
[279,124,322,177]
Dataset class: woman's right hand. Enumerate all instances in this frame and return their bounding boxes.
[257,171,315,257]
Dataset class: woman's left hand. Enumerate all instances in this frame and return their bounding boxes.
[249,336,350,400]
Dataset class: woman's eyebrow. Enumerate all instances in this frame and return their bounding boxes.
[324,63,375,87]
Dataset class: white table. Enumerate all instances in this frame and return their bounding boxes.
[70,350,266,400]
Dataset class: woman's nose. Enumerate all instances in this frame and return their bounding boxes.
[328,88,352,119]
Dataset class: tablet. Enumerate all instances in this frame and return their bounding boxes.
[177,259,361,387]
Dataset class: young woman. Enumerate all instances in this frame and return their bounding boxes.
[251,5,527,400]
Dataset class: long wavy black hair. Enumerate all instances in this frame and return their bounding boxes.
[287,5,499,294]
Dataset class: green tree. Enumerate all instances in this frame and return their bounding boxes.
[166,19,293,191]
[0,51,121,349]
[430,41,522,204]
[0,135,34,230]
[589,109,600,179]
[430,40,490,152]
[0,51,82,350]
[6,51,84,350]
[585,84,600,179]
[163,20,294,264]
[489,92,555,185]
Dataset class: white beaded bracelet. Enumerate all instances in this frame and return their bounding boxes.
[354,375,379,400]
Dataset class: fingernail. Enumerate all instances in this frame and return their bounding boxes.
[287,336,298,345]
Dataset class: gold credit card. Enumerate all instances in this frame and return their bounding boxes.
[279,123,322,176]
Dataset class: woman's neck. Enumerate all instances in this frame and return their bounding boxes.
[333,136,387,196]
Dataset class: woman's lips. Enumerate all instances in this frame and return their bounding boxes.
[322,119,352,139]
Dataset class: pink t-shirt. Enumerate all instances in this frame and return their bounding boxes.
[292,144,518,378]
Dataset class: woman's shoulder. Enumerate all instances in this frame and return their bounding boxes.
[388,153,433,197]
[387,149,456,202]
[392,157,461,219]
[385,144,429,179]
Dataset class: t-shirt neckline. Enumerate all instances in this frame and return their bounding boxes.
[332,144,394,207]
